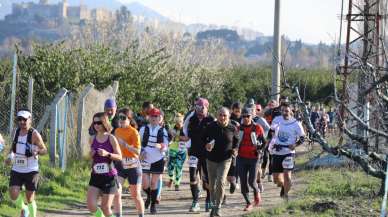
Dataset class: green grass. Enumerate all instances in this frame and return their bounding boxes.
[246,143,382,217]
[0,153,91,217]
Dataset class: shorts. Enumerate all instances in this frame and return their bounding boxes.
[143,158,165,174]
[9,170,39,191]
[118,166,142,185]
[271,153,294,173]
[89,173,118,194]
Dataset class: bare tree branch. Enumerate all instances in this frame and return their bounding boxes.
[343,102,388,138]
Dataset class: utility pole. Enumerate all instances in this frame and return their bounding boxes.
[338,0,384,153]
[272,0,281,102]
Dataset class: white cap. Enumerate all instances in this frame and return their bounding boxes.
[17,110,32,119]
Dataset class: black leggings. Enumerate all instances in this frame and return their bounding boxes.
[189,156,208,184]
[237,157,259,194]
[189,155,210,203]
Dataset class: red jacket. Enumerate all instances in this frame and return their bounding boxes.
[238,123,264,159]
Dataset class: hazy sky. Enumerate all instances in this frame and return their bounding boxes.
[119,0,344,44]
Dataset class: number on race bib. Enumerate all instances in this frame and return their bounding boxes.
[282,156,294,169]
[141,160,151,170]
[93,163,109,174]
[122,157,138,169]
[188,156,198,168]
[14,156,27,167]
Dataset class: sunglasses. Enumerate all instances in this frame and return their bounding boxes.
[17,117,28,122]
[119,115,128,121]
[93,121,103,125]
[195,105,204,110]
[242,115,251,118]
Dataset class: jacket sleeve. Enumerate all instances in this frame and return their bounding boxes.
[232,125,239,149]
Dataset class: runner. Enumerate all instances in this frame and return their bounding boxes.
[87,112,122,217]
[270,103,305,200]
[136,101,154,130]
[230,102,242,124]
[252,104,270,192]
[139,107,169,214]
[5,109,47,217]
[261,96,287,182]
[183,98,215,212]
[203,107,239,217]
[223,102,242,204]
[89,99,120,136]
[236,108,265,211]
[318,108,330,138]
[167,113,187,191]
[113,108,144,217]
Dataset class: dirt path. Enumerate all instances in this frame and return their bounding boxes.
[43,147,307,217]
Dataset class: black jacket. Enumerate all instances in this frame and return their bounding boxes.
[187,113,215,158]
[203,121,239,162]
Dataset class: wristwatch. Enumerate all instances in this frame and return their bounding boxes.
[108,153,112,158]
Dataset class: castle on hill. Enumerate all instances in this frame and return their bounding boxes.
[4,0,113,24]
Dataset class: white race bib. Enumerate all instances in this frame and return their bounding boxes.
[282,156,294,169]
[141,160,151,170]
[93,163,109,174]
[178,142,186,151]
[14,156,27,167]
[188,156,198,168]
[122,157,138,169]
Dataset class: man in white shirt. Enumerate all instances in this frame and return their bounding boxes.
[270,103,305,200]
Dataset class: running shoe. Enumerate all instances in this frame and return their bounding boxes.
[268,175,273,182]
[229,182,236,194]
[254,193,261,207]
[213,208,222,217]
[167,179,173,188]
[189,201,200,212]
[150,204,157,214]
[243,203,253,211]
[280,186,285,198]
[144,196,151,209]
[205,201,212,212]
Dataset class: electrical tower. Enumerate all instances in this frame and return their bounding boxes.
[337,0,387,153]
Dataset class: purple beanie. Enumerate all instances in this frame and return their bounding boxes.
[104,98,117,108]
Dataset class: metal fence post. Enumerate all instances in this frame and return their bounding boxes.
[9,53,17,136]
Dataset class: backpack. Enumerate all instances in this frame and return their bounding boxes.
[12,127,34,154]
[141,125,165,147]
[238,124,259,146]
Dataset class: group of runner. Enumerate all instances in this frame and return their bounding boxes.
[4,95,306,217]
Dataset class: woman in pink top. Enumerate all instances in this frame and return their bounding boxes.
[86,112,122,217]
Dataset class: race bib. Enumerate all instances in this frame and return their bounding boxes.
[141,160,151,170]
[93,163,109,174]
[282,156,294,169]
[14,156,27,167]
[188,156,198,168]
[122,157,138,169]
[178,142,186,151]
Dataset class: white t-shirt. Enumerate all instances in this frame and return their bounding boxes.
[139,124,169,164]
[12,130,39,173]
[270,116,305,155]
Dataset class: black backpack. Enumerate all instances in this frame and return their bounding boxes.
[12,127,34,156]
[141,126,165,147]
